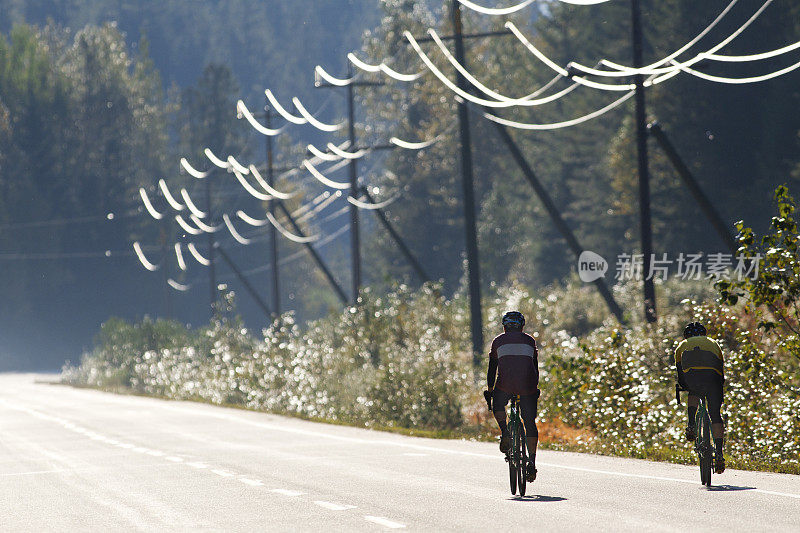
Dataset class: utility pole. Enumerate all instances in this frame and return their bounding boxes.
[452,0,484,374]
[315,70,383,304]
[631,0,657,323]
[265,104,280,317]
[204,171,217,317]
[159,222,172,319]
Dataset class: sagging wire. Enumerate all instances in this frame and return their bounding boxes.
[307,143,342,162]
[174,243,187,271]
[295,190,343,224]
[303,160,351,189]
[248,165,298,200]
[133,241,159,271]
[158,180,184,211]
[266,212,320,243]
[456,0,610,15]
[346,52,424,82]
[292,191,331,217]
[426,29,583,105]
[222,214,252,245]
[479,89,635,130]
[187,243,211,266]
[204,148,230,169]
[327,143,368,159]
[236,99,285,136]
[292,97,343,132]
[167,279,191,291]
[314,65,356,86]
[389,135,442,150]
[670,57,800,84]
[265,89,308,125]
[237,210,269,227]
[139,188,165,220]
[175,215,203,236]
[232,168,272,201]
[180,189,207,218]
[348,192,400,210]
[569,0,740,78]
[190,214,221,233]
[701,40,800,63]
[598,0,774,76]
[180,157,210,179]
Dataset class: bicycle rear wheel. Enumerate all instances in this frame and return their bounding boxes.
[508,419,517,495]
[517,423,527,497]
[700,412,712,487]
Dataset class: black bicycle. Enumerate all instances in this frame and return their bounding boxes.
[505,395,528,496]
[676,384,714,487]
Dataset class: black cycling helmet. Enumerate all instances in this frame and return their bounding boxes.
[683,322,707,339]
[502,311,525,331]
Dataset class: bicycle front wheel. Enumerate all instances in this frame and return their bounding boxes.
[508,435,517,495]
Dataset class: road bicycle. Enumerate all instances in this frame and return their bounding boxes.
[505,395,528,496]
[676,384,714,487]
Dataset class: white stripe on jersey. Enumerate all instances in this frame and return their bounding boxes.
[496,343,535,358]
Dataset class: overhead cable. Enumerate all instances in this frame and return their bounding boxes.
[672,57,800,84]
[236,99,285,136]
[180,189,207,218]
[292,97,343,132]
[700,40,800,63]
[265,89,307,125]
[599,0,773,75]
[232,168,272,201]
[223,214,252,245]
[348,193,399,210]
[307,143,342,162]
[327,142,368,159]
[266,212,320,243]
[175,215,203,235]
[389,135,441,150]
[569,0,740,77]
[227,155,249,174]
[248,165,297,199]
[204,148,230,169]
[190,214,221,233]
[292,191,330,217]
[139,188,164,220]
[180,158,210,179]
[167,279,191,291]
[174,243,187,271]
[455,0,534,15]
[347,53,424,82]
[315,65,356,86]
[158,180,184,211]
[187,243,211,266]
[480,90,634,130]
[303,160,351,189]
[295,191,343,224]
[133,242,159,271]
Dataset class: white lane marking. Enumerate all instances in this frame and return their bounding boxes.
[186,462,208,469]
[132,447,150,454]
[401,453,428,457]
[270,488,303,497]
[146,450,165,457]
[211,469,235,477]
[0,469,69,477]
[149,404,800,501]
[314,501,356,511]
[364,516,406,529]
[117,443,135,449]
[165,456,183,463]
[239,478,263,487]
[106,439,121,446]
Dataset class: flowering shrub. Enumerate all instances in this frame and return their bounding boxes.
[63,278,799,473]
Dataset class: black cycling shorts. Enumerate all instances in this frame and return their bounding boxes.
[684,371,723,424]
[492,389,538,430]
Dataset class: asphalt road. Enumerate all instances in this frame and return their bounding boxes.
[1,373,798,532]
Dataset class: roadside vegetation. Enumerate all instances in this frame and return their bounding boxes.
[63,188,800,476]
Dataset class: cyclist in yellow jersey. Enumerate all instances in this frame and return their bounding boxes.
[674,322,726,474]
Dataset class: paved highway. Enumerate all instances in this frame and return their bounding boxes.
[0,373,798,531]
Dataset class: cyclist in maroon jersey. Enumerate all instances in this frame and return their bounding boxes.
[483,311,540,482]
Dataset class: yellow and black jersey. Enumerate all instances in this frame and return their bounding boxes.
[674,336,724,377]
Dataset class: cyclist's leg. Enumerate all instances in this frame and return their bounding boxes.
[705,375,725,468]
[492,389,512,452]
[520,394,538,473]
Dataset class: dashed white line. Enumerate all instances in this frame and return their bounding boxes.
[314,501,356,511]
[401,453,428,457]
[132,447,150,454]
[186,462,208,469]
[238,478,264,487]
[146,450,165,457]
[270,488,303,497]
[364,516,406,529]
[211,469,235,477]
[165,456,183,463]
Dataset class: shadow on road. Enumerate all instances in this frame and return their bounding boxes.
[704,485,756,492]
[508,495,567,502]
